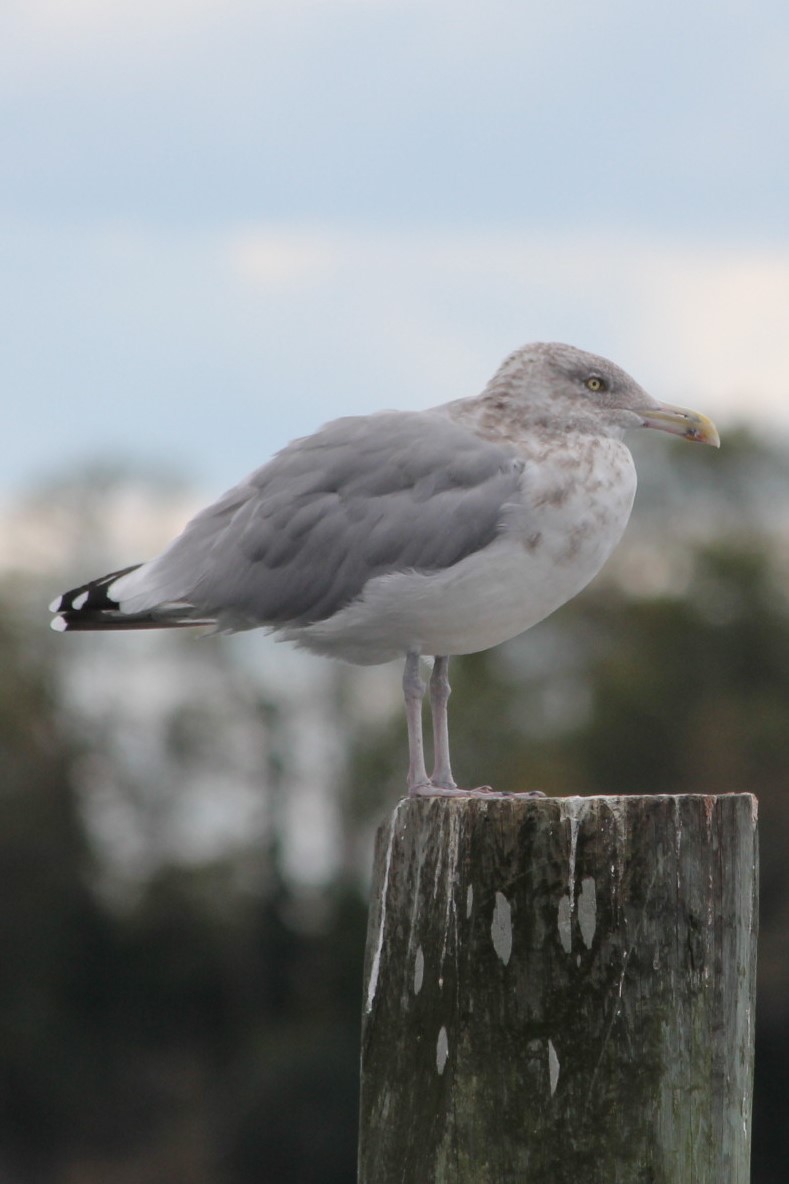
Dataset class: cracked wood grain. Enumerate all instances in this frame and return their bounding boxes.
[358,794,758,1184]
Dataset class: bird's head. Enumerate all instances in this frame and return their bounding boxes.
[488,342,720,447]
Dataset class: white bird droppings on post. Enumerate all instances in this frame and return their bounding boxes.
[557,798,592,956]
[438,809,461,973]
[557,894,572,954]
[491,892,513,965]
[561,797,586,912]
[365,802,403,1014]
[436,1026,449,1075]
[578,876,597,948]
[466,884,473,918]
[414,946,424,995]
[548,1040,560,1096]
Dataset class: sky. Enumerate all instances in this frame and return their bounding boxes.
[3,0,789,505]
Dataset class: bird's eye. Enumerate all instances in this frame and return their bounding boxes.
[585,375,607,392]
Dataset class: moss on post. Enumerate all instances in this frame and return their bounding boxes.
[358,794,758,1184]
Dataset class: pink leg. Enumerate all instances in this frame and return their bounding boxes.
[410,654,501,797]
[406,655,547,799]
[403,652,430,792]
[429,655,456,790]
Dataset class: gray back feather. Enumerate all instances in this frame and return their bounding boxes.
[140,411,524,626]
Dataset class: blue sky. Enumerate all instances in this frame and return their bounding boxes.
[4,0,789,501]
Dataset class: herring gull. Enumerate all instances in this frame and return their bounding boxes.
[50,342,719,795]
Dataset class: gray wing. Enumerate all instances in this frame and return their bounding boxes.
[126,410,526,626]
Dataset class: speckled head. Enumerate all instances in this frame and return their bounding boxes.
[483,342,720,447]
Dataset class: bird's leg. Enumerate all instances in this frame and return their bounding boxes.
[405,652,546,799]
[403,651,430,791]
[429,655,457,790]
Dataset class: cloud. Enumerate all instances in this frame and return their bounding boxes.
[3,0,787,240]
[227,227,344,290]
[4,0,416,62]
[223,221,789,418]
[4,213,789,500]
[640,247,789,416]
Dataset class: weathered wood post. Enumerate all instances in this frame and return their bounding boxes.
[358,794,758,1183]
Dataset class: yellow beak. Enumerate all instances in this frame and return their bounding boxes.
[639,401,720,447]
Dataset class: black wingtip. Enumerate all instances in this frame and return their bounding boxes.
[50,564,144,631]
[51,564,142,614]
[49,564,215,632]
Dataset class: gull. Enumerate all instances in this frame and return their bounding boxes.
[50,342,719,796]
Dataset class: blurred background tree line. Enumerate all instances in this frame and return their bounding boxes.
[1,429,788,1183]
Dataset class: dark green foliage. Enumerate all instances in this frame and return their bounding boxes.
[0,609,118,1176]
[344,538,789,1183]
[0,600,366,1182]
[4,431,789,1179]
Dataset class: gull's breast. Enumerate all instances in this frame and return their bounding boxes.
[286,435,637,665]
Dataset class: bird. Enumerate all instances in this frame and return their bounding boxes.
[50,342,719,796]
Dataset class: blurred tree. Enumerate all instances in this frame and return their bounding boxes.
[2,429,789,1181]
[0,586,366,1182]
[0,593,120,1180]
[342,540,789,1183]
[0,462,366,1183]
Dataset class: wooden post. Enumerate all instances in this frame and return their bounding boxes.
[358,794,758,1184]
